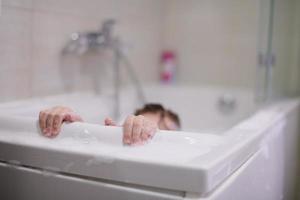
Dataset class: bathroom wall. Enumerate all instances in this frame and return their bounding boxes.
[162,0,259,88]
[0,0,33,101]
[0,0,165,101]
[0,0,299,102]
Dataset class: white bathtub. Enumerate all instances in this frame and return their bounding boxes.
[0,85,299,200]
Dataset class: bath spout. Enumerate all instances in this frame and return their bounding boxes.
[61,19,146,120]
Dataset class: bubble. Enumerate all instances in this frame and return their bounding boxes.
[184,136,197,145]
[72,129,98,145]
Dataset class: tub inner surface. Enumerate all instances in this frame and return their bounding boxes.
[0,85,257,133]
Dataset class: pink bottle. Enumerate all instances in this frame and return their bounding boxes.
[160,51,176,84]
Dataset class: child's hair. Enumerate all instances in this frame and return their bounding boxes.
[134,103,181,128]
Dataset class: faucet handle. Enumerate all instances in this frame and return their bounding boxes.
[101,19,117,42]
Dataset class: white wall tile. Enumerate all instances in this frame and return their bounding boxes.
[0,6,32,101]
[33,0,117,19]
[30,10,100,96]
[0,6,32,70]
[0,68,31,101]
[163,0,259,88]
[2,0,33,9]
[115,8,164,83]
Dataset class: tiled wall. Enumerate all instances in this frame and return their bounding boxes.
[0,0,165,101]
[0,0,299,102]
[162,0,259,88]
[0,0,33,101]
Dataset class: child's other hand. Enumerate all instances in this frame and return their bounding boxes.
[39,106,83,137]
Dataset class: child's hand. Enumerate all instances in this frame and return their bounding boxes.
[122,115,157,146]
[104,115,157,145]
[39,106,83,137]
[104,117,117,126]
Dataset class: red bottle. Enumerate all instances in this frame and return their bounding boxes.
[160,51,176,84]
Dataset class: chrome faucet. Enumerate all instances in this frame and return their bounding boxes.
[62,19,146,120]
[62,19,116,54]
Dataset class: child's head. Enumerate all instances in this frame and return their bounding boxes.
[134,103,180,131]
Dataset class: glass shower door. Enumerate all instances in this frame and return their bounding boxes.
[256,0,299,102]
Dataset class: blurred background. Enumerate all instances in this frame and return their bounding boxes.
[0,0,299,102]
